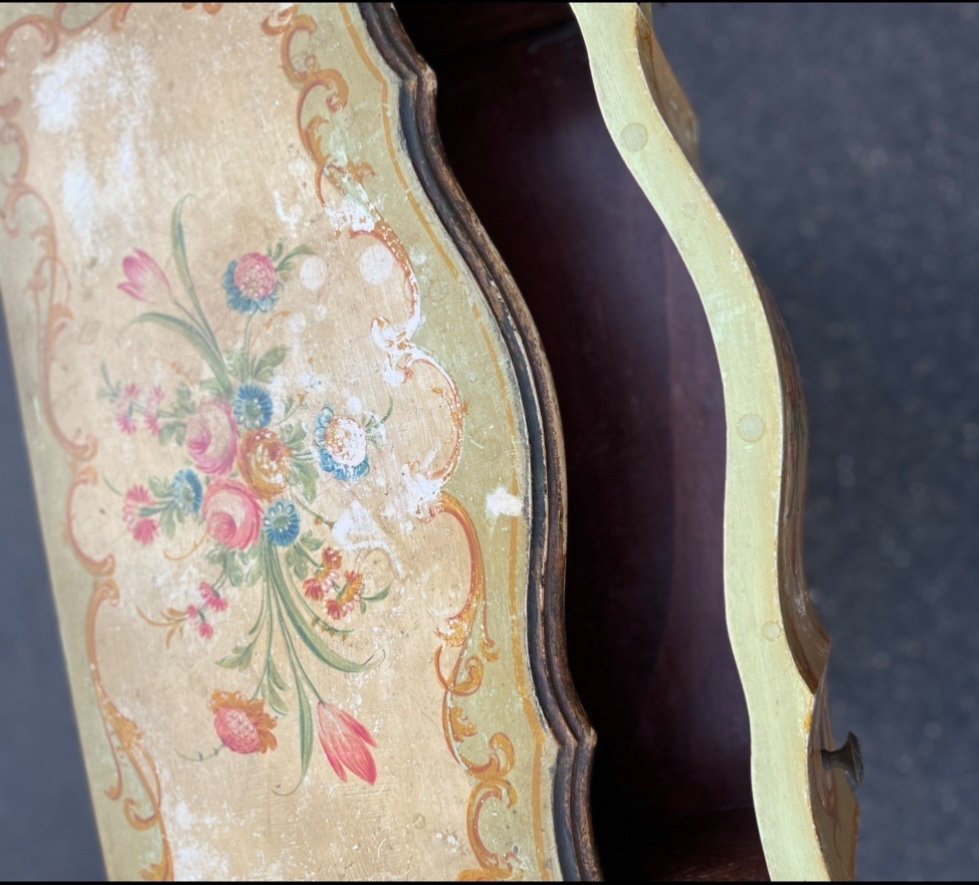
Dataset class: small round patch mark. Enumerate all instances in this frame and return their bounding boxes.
[738,413,765,442]
[620,122,648,152]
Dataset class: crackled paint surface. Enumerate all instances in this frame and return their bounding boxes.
[0,4,559,880]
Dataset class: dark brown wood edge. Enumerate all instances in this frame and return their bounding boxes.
[359,4,600,880]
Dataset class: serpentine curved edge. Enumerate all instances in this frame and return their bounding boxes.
[571,4,858,880]
[361,5,600,880]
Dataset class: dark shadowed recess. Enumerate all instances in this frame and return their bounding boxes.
[397,4,764,880]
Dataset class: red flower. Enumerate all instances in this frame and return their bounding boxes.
[316,702,377,784]
[132,520,158,544]
[198,621,214,640]
[304,578,325,601]
[117,410,138,435]
[200,581,228,612]
[321,547,343,573]
[123,485,158,545]
[211,691,277,754]
[326,571,364,621]
[118,250,170,303]
[144,412,162,436]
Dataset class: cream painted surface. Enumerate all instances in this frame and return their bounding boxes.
[571,4,858,880]
[0,4,560,880]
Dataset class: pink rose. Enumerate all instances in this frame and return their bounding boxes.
[202,479,262,550]
[118,249,170,303]
[187,401,238,475]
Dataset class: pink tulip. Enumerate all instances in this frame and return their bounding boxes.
[187,401,238,475]
[202,479,262,551]
[118,249,170,303]
[317,702,377,785]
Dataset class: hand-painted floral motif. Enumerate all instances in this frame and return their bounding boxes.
[314,406,378,481]
[317,701,377,785]
[224,248,302,315]
[119,249,171,304]
[111,198,391,789]
[211,691,278,754]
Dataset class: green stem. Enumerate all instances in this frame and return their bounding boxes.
[264,538,370,673]
[171,195,222,358]
[102,476,124,497]
[294,497,334,528]
[177,744,224,763]
[251,578,277,703]
[272,584,321,703]
[275,245,314,271]
[297,544,322,570]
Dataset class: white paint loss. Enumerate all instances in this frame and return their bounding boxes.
[485,486,523,519]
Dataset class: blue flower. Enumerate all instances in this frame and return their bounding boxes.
[263,500,300,547]
[171,469,202,515]
[233,384,273,429]
[313,406,370,482]
[224,252,280,315]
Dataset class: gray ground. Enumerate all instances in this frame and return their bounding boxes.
[1,3,976,880]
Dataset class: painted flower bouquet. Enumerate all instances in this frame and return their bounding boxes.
[100,199,391,787]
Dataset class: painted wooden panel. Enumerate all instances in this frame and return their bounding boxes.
[0,4,591,879]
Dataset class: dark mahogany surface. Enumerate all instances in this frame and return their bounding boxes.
[397,5,762,878]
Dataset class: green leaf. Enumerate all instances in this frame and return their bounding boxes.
[134,313,232,397]
[291,458,318,503]
[268,658,289,692]
[262,679,289,716]
[285,545,308,581]
[160,507,177,539]
[226,552,245,587]
[171,195,221,355]
[296,683,314,785]
[217,643,254,670]
[158,422,181,446]
[362,584,391,604]
[226,349,250,383]
[253,346,288,384]
[300,531,323,552]
[276,245,315,276]
[267,542,374,673]
[280,423,305,450]
[148,476,171,498]
[314,617,354,637]
[200,378,226,399]
[175,384,195,414]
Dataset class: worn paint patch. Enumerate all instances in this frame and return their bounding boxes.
[486,486,523,519]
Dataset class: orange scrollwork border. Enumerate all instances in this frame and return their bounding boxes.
[0,2,539,880]
[263,4,539,880]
